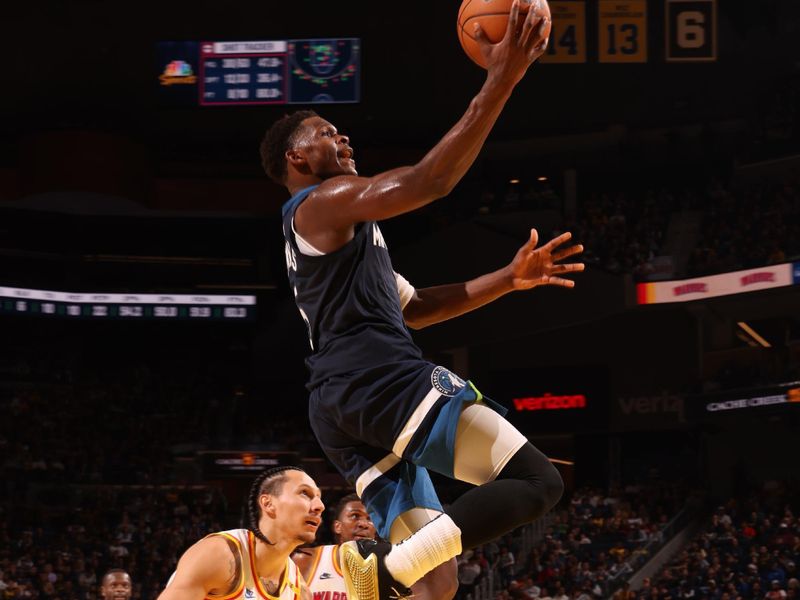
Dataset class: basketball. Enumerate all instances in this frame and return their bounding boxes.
[457,0,552,68]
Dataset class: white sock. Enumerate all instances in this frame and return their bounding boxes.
[383,514,462,588]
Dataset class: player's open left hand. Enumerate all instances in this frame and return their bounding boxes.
[509,229,584,290]
[473,0,550,84]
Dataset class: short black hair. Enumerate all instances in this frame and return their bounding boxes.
[333,492,362,521]
[101,569,130,584]
[260,110,318,184]
[245,466,305,545]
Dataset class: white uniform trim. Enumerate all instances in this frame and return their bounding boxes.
[305,544,346,596]
[292,219,326,257]
[357,392,528,495]
[355,453,401,498]
[292,219,415,309]
[166,529,301,600]
[394,272,414,310]
[391,387,441,458]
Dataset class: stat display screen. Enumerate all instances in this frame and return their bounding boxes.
[158,38,360,106]
[0,286,256,321]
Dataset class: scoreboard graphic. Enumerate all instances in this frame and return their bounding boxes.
[158,38,360,107]
[0,286,256,321]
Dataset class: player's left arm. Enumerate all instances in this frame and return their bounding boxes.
[402,229,583,330]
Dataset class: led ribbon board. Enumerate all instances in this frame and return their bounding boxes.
[0,286,256,320]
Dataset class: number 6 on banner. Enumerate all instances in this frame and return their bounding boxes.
[666,0,717,62]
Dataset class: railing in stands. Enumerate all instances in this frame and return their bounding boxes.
[605,496,702,597]
[469,513,555,600]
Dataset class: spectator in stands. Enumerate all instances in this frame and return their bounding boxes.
[521,577,541,599]
[496,547,516,588]
[101,569,133,600]
[612,581,635,600]
[767,579,788,600]
[458,551,482,600]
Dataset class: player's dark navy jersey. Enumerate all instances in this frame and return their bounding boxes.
[281,185,423,390]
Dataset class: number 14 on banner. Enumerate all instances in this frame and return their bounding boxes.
[537,0,716,65]
[539,1,587,64]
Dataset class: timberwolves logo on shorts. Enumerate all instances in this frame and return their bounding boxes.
[431,366,466,397]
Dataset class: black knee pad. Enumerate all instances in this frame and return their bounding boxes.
[498,442,564,514]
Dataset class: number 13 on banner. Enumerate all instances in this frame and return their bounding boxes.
[539,1,587,64]
[598,0,648,63]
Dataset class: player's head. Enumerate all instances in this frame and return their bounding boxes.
[100,569,132,600]
[246,466,324,547]
[260,111,357,185]
[332,493,376,544]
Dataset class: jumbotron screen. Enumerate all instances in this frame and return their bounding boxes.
[0,286,256,321]
[157,38,360,106]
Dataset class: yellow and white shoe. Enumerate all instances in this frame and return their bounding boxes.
[338,540,413,600]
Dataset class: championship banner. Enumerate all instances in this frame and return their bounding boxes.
[665,0,717,62]
[637,262,797,305]
[540,1,587,64]
[598,0,648,63]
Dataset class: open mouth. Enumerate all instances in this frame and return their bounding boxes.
[305,519,320,528]
[339,148,354,161]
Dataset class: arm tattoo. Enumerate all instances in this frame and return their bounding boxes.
[228,558,237,582]
[218,537,241,596]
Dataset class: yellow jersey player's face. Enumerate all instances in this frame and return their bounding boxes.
[271,470,325,544]
[294,117,357,179]
[334,500,377,543]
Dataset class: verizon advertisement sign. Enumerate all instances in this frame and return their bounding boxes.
[513,393,587,412]
[492,366,609,433]
[637,262,797,305]
[611,393,686,430]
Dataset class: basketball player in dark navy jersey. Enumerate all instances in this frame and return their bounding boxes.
[261,3,583,600]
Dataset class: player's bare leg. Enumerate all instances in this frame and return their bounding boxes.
[392,509,458,600]
[410,560,457,600]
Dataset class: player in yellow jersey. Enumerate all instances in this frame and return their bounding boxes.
[294,494,456,600]
[158,467,322,600]
[293,494,376,600]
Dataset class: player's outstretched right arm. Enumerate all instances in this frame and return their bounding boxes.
[298,1,550,231]
[157,536,238,600]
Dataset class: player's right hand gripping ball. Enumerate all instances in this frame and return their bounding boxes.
[457,0,552,68]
